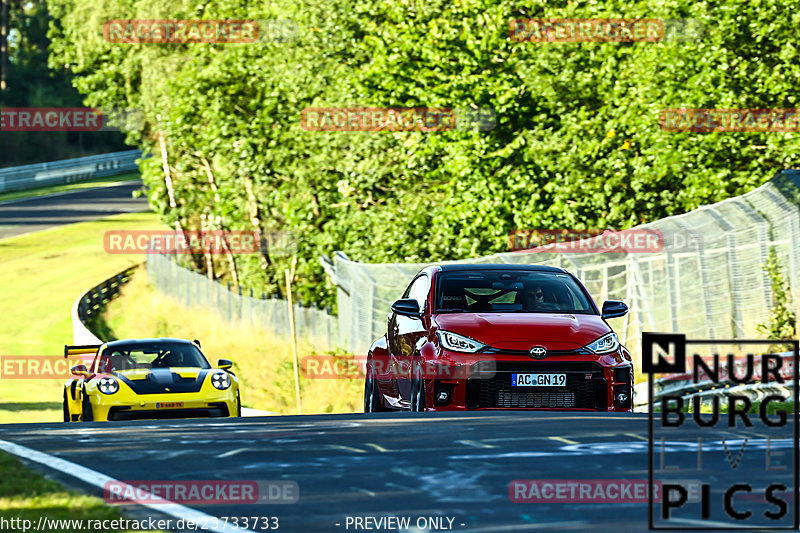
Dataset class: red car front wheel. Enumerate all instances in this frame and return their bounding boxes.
[364,361,388,413]
[410,361,427,412]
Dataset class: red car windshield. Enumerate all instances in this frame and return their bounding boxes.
[93,342,211,373]
[435,270,595,314]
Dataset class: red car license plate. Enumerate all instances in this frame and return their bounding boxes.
[511,373,566,387]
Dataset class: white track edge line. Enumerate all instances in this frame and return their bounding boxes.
[0,439,256,533]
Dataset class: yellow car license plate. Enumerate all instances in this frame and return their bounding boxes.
[156,402,184,408]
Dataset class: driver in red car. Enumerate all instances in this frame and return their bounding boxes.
[521,284,546,310]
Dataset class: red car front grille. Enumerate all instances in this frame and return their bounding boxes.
[465,361,608,410]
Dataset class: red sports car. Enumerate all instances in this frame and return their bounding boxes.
[364,264,634,412]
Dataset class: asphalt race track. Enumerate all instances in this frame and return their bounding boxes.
[0,410,795,532]
[0,181,148,239]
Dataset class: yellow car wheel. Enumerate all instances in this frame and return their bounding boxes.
[62,391,70,422]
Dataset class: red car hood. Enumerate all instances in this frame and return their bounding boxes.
[434,312,611,351]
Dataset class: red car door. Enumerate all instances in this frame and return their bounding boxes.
[387,273,431,405]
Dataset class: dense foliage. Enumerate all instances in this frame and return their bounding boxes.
[0,0,127,166]
[46,0,800,307]
[758,250,797,343]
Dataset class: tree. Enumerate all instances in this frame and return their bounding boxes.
[46,0,800,308]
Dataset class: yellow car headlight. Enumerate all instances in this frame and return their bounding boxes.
[98,377,119,395]
[211,371,231,390]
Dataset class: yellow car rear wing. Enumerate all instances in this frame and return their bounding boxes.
[64,344,102,359]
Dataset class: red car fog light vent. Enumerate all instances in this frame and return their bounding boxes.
[434,382,454,406]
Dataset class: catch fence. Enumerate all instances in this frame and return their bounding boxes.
[330,170,800,368]
[146,253,338,351]
[143,171,800,369]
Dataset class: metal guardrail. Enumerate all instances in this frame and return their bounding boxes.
[330,170,800,358]
[72,266,139,344]
[693,382,794,407]
[146,253,340,351]
[74,255,341,350]
[634,380,794,411]
[635,351,796,409]
[0,149,142,193]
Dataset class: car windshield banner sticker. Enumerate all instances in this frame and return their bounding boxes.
[645,333,799,529]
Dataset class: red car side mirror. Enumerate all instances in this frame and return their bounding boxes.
[391,299,422,318]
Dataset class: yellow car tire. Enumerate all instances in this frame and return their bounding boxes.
[63,391,70,422]
[81,390,94,422]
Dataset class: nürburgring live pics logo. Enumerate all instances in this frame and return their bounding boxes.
[645,332,799,529]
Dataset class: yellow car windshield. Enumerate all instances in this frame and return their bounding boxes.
[94,342,211,373]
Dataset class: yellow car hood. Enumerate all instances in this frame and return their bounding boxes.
[110,367,213,394]
[114,367,204,380]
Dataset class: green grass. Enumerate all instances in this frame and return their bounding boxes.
[101,267,363,415]
[0,172,140,204]
[0,451,167,533]
[0,208,361,421]
[0,211,164,423]
[0,209,186,532]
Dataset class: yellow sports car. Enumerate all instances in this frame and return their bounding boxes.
[63,338,241,422]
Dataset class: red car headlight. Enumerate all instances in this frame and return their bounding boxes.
[584,332,620,354]
[437,330,486,353]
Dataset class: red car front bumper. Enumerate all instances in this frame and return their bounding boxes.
[419,350,633,412]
